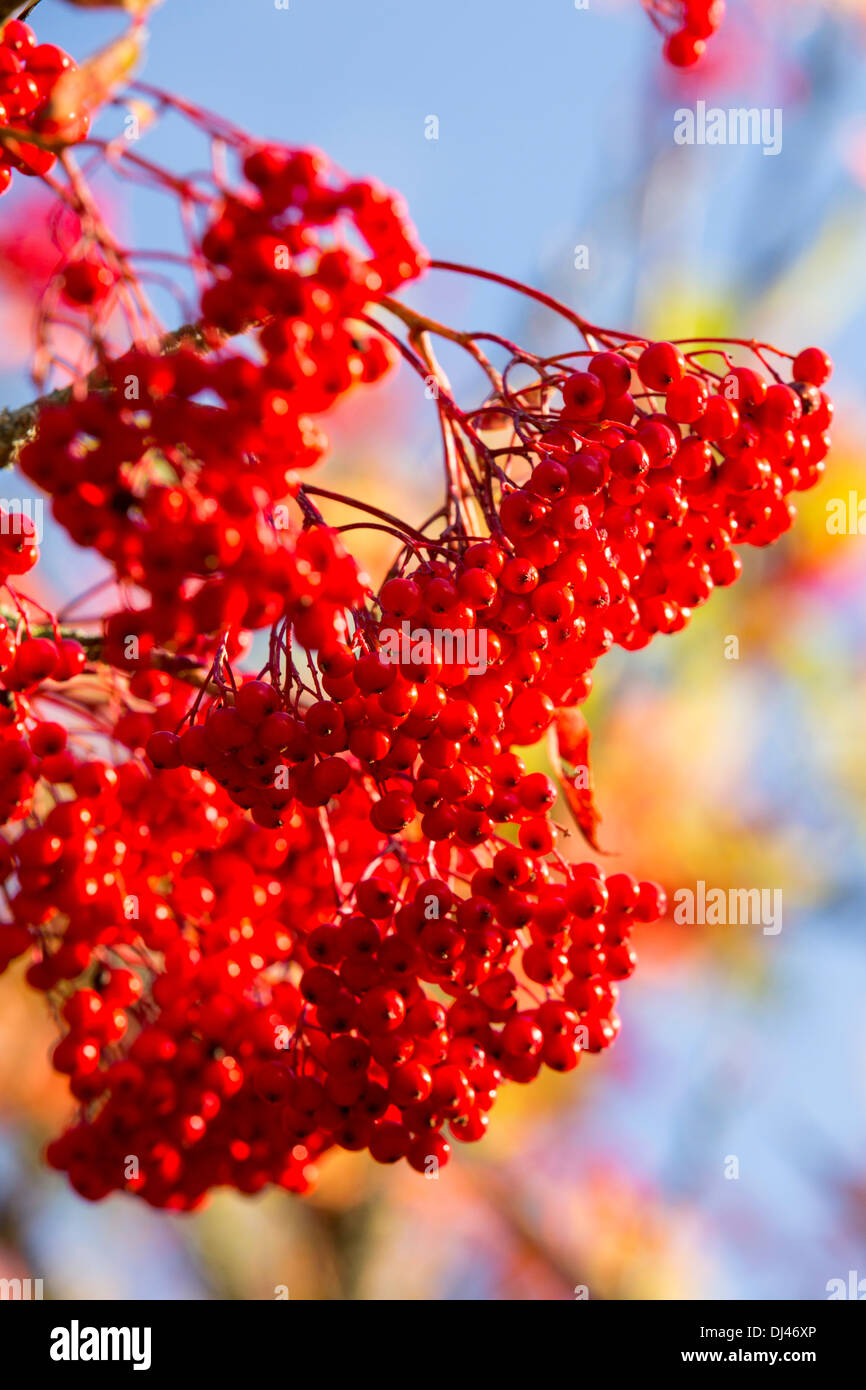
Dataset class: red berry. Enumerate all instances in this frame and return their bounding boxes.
[2,21,37,55]
[589,351,632,399]
[638,342,686,391]
[664,29,706,66]
[14,637,58,684]
[562,371,606,420]
[792,347,832,387]
[146,731,182,769]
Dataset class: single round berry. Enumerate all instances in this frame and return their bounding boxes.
[638,341,686,391]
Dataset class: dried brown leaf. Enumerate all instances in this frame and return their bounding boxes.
[548,708,605,852]
[44,28,143,120]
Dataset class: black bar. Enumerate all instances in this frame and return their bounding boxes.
[3,1297,862,1376]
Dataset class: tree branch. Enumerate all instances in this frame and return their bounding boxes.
[0,320,223,471]
[0,615,215,692]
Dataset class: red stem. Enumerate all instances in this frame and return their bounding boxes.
[429,259,628,347]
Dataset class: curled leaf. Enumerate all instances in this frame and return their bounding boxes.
[548,708,605,852]
[44,29,143,121]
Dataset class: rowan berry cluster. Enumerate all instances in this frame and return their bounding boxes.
[0,578,642,1206]
[19,139,423,661]
[19,346,369,659]
[645,0,726,66]
[1,313,834,1202]
[4,689,662,1204]
[0,507,87,820]
[0,17,87,192]
[93,318,826,1198]
[200,146,427,337]
[0,16,835,1207]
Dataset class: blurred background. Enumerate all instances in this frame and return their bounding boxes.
[1,0,865,1299]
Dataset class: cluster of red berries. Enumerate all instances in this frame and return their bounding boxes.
[646,0,726,67]
[1,491,671,1203]
[0,33,837,1199]
[0,18,88,193]
[19,348,368,659]
[1,514,86,761]
[0,636,87,824]
[0,627,86,692]
[491,339,833,660]
[1,332,834,1204]
[0,732,336,1201]
[18,140,425,660]
[200,144,428,341]
[1,657,665,1203]
[1,513,86,825]
[151,338,833,851]
[63,330,822,1199]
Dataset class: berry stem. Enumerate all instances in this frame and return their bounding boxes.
[429,259,627,348]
